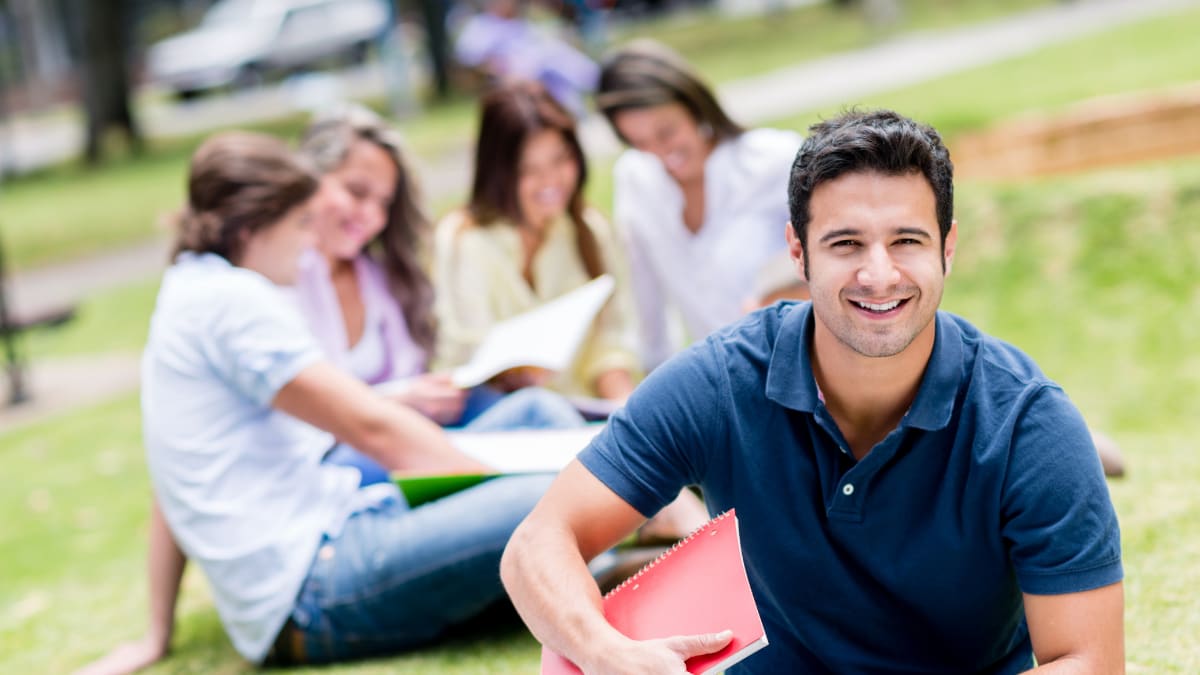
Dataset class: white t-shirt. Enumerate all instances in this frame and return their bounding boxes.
[142,253,393,661]
[613,127,803,370]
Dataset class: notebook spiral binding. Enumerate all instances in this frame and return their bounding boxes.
[604,509,734,598]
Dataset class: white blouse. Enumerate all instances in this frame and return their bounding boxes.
[613,126,803,370]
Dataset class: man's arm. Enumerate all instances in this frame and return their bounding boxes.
[1023,582,1124,674]
[501,461,732,673]
[74,500,186,675]
[273,362,489,474]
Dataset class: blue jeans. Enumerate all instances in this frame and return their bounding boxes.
[288,473,556,663]
[325,387,586,486]
[291,388,584,661]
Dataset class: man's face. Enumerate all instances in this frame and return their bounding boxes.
[787,170,956,359]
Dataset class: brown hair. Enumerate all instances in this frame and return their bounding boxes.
[468,81,604,279]
[172,131,318,262]
[596,39,744,145]
[300,104,436,355]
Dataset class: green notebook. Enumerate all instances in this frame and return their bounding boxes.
[393,473,503,507]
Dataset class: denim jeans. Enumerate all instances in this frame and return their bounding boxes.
[324,386,587,486]
[293,388,584,661]
[288,473,556,663]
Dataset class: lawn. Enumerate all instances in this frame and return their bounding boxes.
[0,0,1065,272]
[5,2,1200,672]
[6,153,1200,672]
[771,5,1200,140]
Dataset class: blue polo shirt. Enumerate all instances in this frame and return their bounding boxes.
[579,302,1122,674]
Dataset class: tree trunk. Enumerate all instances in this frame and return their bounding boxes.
[75,0,142,165]
[412,0,451,99]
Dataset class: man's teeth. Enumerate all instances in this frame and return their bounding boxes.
[856,300,901,312]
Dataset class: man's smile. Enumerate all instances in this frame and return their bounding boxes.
[849,297,911,317]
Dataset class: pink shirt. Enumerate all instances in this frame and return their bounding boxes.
[291,250,426,385]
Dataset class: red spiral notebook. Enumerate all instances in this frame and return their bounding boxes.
[540,509,768,674]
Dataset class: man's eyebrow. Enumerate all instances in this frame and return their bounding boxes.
[818,228,861,243]
[895,227,934,240]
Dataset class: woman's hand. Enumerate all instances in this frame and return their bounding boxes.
[594,369,635,403]
[384,373,468,425]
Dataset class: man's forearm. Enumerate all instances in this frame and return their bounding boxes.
[1026,654,1123,674]
[501,520,628,670]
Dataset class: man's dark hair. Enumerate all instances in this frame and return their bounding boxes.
[788,109,954,258]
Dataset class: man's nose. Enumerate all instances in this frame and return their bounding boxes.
[856,244,901,289]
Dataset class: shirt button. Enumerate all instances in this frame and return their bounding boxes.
[842,483,855,496]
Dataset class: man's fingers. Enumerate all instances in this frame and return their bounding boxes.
[665,630,734,660]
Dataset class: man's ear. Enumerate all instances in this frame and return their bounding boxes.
[785,222,807,281]
[943,219,958,276]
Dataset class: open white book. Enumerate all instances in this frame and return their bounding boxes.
[451,275,616,388]
[447,423,605,472]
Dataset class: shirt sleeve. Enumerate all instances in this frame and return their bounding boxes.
[766,129,802,249]
[432,219,503,370]
[1001,385,1123,595]
[577,339,728,517]
[206,281,325,407]
[575,210,642,387]
[613,155,672,371]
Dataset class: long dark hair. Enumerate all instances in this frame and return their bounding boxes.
[596,39,744,146]
[468,81,604,280]
[300,105,436,356]
[172,131,318,262]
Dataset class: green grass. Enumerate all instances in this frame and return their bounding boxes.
[611,0,1056,84]
[7,154,1200,672]
[1,149,188,272]
[772,5,1200,140]
[0,391,541,675]
[24,278,161,359]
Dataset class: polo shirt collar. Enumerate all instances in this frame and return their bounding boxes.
[765,305,964,431]
[765,303,821,413]
[904,312,963,431]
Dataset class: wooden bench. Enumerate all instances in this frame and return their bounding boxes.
[0,232,76,405]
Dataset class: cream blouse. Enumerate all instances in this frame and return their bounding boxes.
[433,208,640,397]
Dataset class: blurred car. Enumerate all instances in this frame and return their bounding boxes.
[147,0,390,99]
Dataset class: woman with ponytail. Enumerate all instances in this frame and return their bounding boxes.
[78,131,554,674]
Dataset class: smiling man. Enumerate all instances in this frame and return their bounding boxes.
[500,109,1124,673]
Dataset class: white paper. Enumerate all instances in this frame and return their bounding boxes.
[451,275,616,388]
[447,423,606,473]
[565,395,622,419]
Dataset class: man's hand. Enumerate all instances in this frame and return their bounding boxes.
[580,630,733,675]
[385,373,467,425]
[73,635,168,675]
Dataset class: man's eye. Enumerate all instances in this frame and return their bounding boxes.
[831,240,858,248]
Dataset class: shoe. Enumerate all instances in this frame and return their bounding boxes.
[1093,431,1127,478]
[591,546,668,594]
